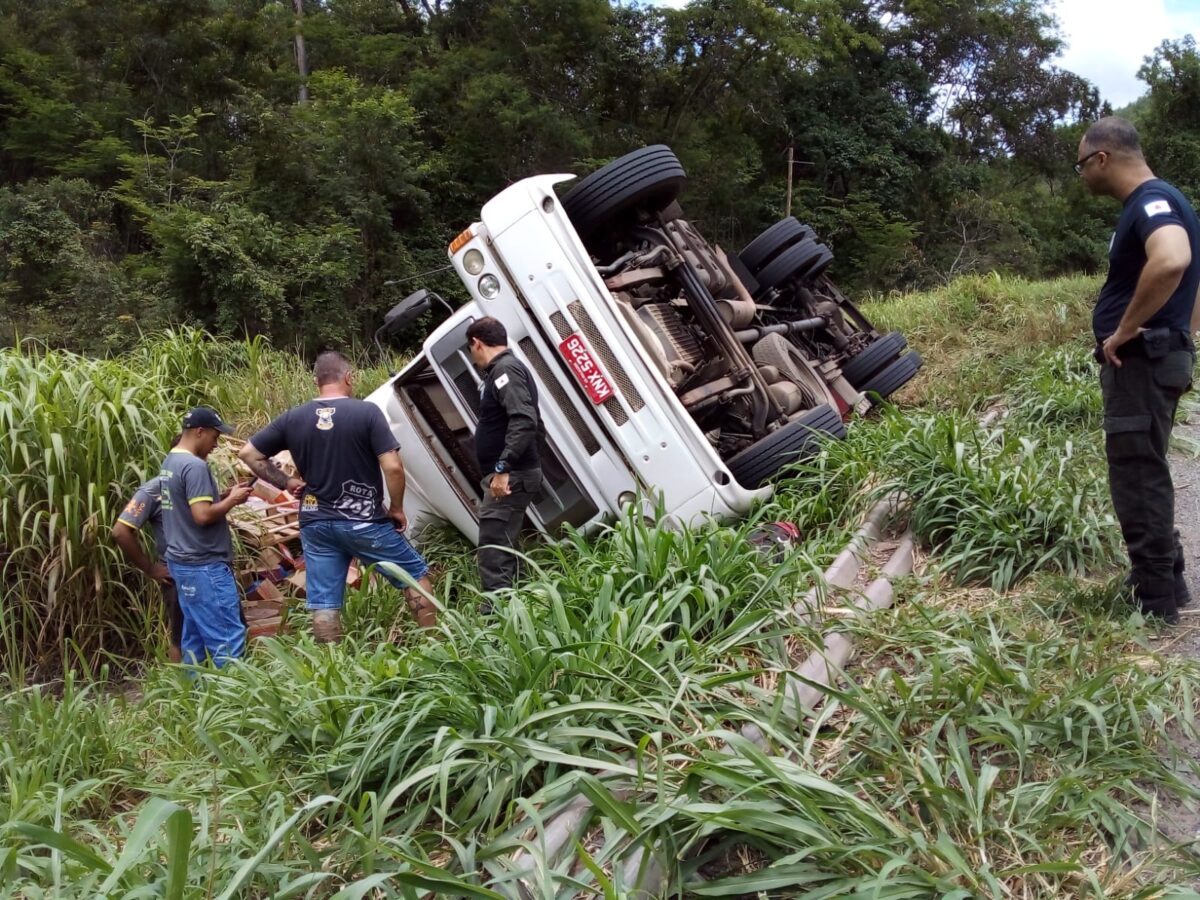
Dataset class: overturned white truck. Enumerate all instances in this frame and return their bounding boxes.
[366,146,921,543]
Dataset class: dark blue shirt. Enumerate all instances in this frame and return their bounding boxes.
[1092,179,1200,340]
[249,398,400,524]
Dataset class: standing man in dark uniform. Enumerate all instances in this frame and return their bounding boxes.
[1078,116,1200,624]
[466,317,543,594]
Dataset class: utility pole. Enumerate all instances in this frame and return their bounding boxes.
[293,0,309,104]
[785,143,794,217]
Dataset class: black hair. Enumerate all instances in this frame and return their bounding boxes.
[466,317,508,348]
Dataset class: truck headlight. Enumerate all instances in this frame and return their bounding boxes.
[478,274,501,299]
[463,249,485,275]
[618,491,636,508]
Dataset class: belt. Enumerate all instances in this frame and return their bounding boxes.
[1094,329,1194,362]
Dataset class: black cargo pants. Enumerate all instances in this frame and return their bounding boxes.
[1100,344,1194,617]
[477,469,540,593]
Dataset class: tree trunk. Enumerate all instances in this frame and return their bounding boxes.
[293,0,309,104]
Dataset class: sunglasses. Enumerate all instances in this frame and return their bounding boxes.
[1073,149,1105,175]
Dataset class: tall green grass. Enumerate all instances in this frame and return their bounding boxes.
[2,520,1197,896]
[4,276,1198,896]
[862,272,1101,408]
[0,329,392,679]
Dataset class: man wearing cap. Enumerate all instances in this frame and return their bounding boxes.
[111,434,183,662]
[239,351,436,642]
[160,407,252,666]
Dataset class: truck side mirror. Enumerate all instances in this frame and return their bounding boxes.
[382,289,433,333]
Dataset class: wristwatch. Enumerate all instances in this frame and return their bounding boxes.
[494,460,510,474]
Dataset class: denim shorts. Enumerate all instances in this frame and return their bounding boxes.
[300,520,430,611]
[166,560,245,668]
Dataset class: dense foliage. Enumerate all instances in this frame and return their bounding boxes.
[5,0,1196,353]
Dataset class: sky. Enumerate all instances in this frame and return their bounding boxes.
[1052,0,1200,108]
[645,0,1200,109]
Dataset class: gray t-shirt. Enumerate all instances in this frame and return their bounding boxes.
[159,449,233,564]
[117,478,166,556]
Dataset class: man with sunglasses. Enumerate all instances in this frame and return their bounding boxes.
[1076,116,1199,624]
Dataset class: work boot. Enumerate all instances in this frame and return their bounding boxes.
[312,608,344,643]
[1140,596,1180,626]
[1174,532,1191,608]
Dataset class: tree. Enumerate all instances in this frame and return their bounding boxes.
[1138,36,1200,199]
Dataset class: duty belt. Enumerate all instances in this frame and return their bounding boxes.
[1094,328,1194,363]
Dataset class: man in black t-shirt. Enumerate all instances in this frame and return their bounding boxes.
[466,316,543,596]
[239,351,435,641]
[1077,116,1199,624]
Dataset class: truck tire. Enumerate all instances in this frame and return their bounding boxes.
[840,332,908,387]
[751,333,838,410]
[562,145,686,243]
[727,404,846,489]
[753,239,833,294]
[860,351,922,400]
[739,217,813,273]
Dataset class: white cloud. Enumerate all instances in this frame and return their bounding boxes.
[1049,0,1200,108]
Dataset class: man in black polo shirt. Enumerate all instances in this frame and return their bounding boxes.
[466,316,543,595]
[1077,116,1199,623]
[239,351,435,642]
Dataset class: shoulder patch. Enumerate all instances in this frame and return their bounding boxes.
[494,373,510,390]
[1144,199,1172,218]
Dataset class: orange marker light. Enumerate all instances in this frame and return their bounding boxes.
[448,228,474,255]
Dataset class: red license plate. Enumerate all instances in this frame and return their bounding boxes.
[558,333,615,404]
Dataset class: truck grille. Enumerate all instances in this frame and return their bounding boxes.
[567,302,646,415]
[549,311,627,425]
[518,337,601,456]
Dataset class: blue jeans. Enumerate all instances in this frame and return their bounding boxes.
[166,561,245,668]
[300,520,430,611]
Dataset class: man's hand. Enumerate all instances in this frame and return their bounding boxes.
[227,483,253,506]
[149,562,172,584]
[490,472,512,499]
[285,476,306,496]
[1102,325,1143,367]
[389,507,408,532]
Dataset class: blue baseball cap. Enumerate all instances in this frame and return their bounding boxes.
[182,406,234,434]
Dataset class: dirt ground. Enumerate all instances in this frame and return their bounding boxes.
[1147,410,1200,870]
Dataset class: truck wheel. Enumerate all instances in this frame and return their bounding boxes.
[726,404,846,489]
[562,145,686,243]
[751,333,838,410]
[753,239,834,294]
[739,217,813,273]
[840,332,908,387]
[860,351,922,400]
